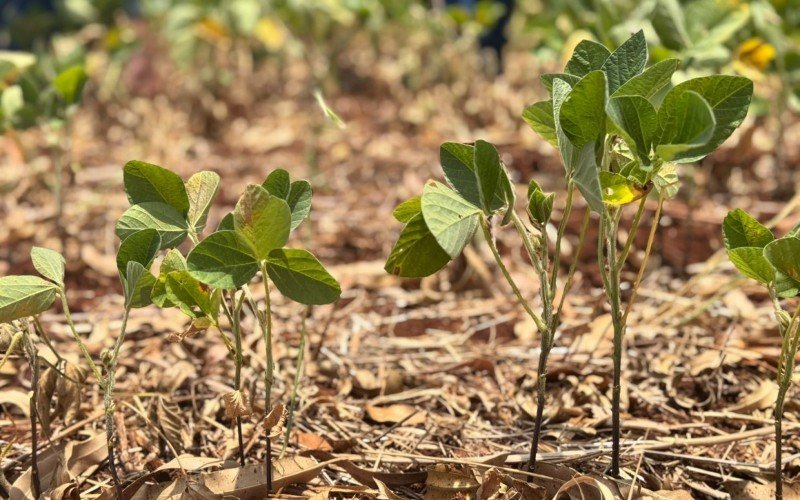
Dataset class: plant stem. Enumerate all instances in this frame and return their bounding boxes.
[554,208,591,327]
[282,307,310,458]
[479,217,547,333]
[58,291,103,386]
[22,330,40,499]
[104,305,131,499]
[621,192,665,325]
[601,208,624,478]
[501,213,553,473]
[550,182,575,293]
[774,301,800,499]
[259,262,274,495]
[230,291,246,467]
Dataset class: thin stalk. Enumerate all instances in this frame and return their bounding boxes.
[480,218,546,333]
[32,317,63,364]
[506,212,553,474]
[549,182,575,294]
[229,291,246,467]
[0,331,23,372]
[774,301,800,499]
[617,196,647,269]
[104,305,131,499]
[554,208,591,327]
[58,291,103,387]
[282,307,310,458]
[258,262,274,495]
[22,330,40,499]
[601,209,624,478]
[620,192,665,325]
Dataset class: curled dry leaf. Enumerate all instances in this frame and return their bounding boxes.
[56,362,86,423]
[222,390,252,419]
[425,464,480,500]
[365,403,427,425]
[36,365,59,436]
[264,403,287,439]
[167,317,212,343]
[10,434,107,500]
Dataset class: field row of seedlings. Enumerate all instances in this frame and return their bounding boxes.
[2,1,800,499]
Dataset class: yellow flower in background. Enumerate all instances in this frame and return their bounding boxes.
[736,37,776,71]
[195,17,229,43]
[254,17,287,51]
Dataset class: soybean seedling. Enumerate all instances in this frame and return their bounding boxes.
[385,138,590,474]
[0,53,88,247]
[117,162,341,493]
[523,30,752,476]
[0,246,101,497]
[723,209,800,500]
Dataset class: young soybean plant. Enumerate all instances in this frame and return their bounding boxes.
[723,209,800,499]
[116,161,341,493]
[385,139,591,473]
[522,30,752,477]
[0,246,112,497]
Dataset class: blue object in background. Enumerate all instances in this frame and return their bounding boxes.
[445,0,515,64]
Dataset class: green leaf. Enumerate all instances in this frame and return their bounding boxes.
[52,65,87,105]
[116,202,189,249]
[393,196,422,223]
[0,275,58,323]
[764,237,800,283]
[656,91,716,162]
[123,161,190,215]
[123,261,156,309]
[266,249,341,305]
[262,169,291,198]
[152,249,188,308]
[552,78,604,213]
[572,142,605,213]
[233,184,292,259]
[286,180,312,231]
[685,0,749,47]
[527,180,554,225]
[116,229,161,277]
[652,163,680,198]
[559,70,607,148]
[606,95,657,160]
[187,230,259,289]
[565,39,611,77]
[601,30,647,94]
[728,247,775,285]
[165,270,214,318]
[185,170,220,234]
[31,247,65,286]
[440,142,480,207]
[474,140,504,214]
[522,101,558,147]
[722,209,773,250]
[540,73,581,93]
[599,171,646,206]
[613,59,680,99]
[652,0,690,51]
[421,181,481,259]
[775,272,800,298]
[655,76,753,162]
[217,212,234,231]
[385,213,451,277]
